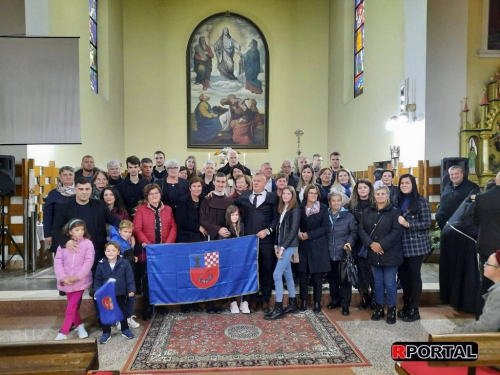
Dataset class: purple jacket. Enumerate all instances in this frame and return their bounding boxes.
[54,238,95,293]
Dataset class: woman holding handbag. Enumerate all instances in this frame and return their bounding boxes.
[326,189,358,316]
[349,179,375,309]
[359,185,403,324]
[396,174,431,322]
[265,186,301,320]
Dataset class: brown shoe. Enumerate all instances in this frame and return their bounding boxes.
[262,302,270,314]
[249,300,259,313]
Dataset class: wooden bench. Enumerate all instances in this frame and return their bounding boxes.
[0,339,98,375]
[395,333,500,375]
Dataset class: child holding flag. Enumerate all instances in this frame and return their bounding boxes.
[109,220,140,329]
[94,241,135,344]
[54,219,95,340]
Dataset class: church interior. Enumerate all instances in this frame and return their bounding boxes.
[1,0,500,374]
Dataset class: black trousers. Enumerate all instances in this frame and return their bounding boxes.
[102,295,129,334]
[398,255,424,305]
[326,260,352,307]
[298,272,323,303]
[257,242,276,303]
[477,254,494,318]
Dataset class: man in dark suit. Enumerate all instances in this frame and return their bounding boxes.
[235,172,278,313]
[473,172,500,314]
[281,159,299,189]
[53,177,121,267]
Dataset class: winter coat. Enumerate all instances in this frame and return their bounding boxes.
[54,238,95,293]
[297,202,332,274]
[329,208,358,261]
[275,206,300,249]
[359,203,403,267]
[94,257,135,296]
[435,179,480,230]
[133,202,177,262]
[399,196,431,257]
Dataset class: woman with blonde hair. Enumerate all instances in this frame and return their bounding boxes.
[185,155,199,180]
[296,164,315,203]
[331,168,356,198]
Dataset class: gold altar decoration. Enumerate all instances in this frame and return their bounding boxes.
[460,69,500,185]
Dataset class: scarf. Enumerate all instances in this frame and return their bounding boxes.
[149,203,162,244]
[305,201,320,217]
[56,182,75,197]
[341,182,351,197]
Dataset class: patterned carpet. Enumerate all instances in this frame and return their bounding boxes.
[122,310,369,373]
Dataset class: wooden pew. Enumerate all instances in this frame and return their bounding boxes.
[395,332,500,375]
[0,339,98,375]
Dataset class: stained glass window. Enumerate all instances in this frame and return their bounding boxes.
[89,0,97,93]
[354,0,364,98]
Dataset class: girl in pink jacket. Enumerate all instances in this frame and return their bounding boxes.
[53,219,95,340]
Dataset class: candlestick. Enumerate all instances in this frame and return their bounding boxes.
[243,153,246,165]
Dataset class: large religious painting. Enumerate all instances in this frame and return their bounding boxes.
[187,13,269,149]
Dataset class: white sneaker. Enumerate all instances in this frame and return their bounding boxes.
[116,321,121,331]
[127,315,140,329]
[230,301,240,314]
[55,333,67,341]
[240,301,250,314]
[75,323,88,338]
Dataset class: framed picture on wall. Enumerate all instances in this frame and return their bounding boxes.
[186,12,269,149]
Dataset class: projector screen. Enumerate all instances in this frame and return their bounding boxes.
[0,37,80,145]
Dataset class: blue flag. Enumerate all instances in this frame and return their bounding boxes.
[94,278,124,324]
[147,236,259,304]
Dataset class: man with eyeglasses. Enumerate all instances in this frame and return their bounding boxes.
[117,156,150,217]
[473,171,500,315]
[454,250,500,333]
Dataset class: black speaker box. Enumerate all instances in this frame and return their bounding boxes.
[0,155,15,197]
[440,157,469,193]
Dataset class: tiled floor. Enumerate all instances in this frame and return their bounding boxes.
[0,263,474,374]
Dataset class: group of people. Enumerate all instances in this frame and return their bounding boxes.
[43,149,499,343]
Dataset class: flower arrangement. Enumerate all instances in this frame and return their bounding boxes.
[214,147,240,156]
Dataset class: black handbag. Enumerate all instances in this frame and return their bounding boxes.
[358,213,386,259]
[339,244,358,288]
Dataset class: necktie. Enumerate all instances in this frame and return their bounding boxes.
[253,193,261,208]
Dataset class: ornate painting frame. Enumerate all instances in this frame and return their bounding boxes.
[186,12,269,149]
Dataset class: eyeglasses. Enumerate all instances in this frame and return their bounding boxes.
[484,262,500,268]
[167,166,179,170]
[148,191,161,196]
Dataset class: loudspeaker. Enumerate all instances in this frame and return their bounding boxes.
[0,155,15,197]
[440,157,469,193]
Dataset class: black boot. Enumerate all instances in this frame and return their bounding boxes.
[264,302,284,320]
[402,301,420,322]
[357,292,369,310]
[299,298,307,311]
[386,305,396,324]
[397,296,411,318]
[313,302,321,313]
[371,304,385,321]
[369,292,377,310]
[284,297,299,314]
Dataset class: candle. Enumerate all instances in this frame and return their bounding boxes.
[28,169,35,190]
[208,153,210,161]
[243,153,246,165]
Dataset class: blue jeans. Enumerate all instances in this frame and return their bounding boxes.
[273,247,297,302]
[371,265,398,306]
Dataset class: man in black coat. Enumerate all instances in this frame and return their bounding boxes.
[217,150,252,176]
[117,156,150,217]
[435,165,480,229]
[473,172,500,314]
[281,159,299,189]
[52,178,121,267]
[235,173,278,313]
